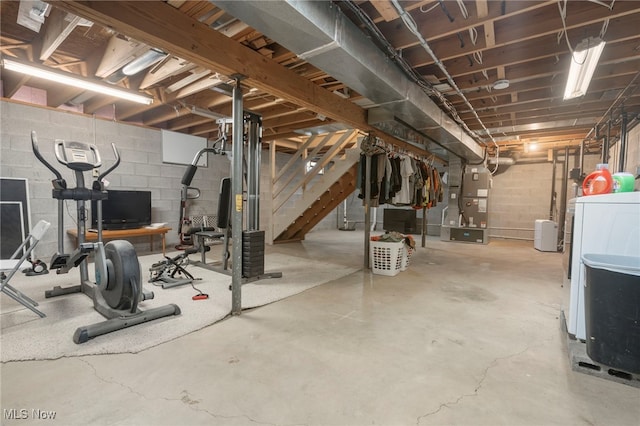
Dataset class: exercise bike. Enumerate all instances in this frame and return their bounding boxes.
[31,131,181,344]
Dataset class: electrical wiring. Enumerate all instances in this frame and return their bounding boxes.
[558,0,610,66]
[389,0,500,173]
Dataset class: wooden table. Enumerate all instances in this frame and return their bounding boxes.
[67,227,172,255]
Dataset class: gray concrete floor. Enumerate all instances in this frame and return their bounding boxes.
[2,230,639,425]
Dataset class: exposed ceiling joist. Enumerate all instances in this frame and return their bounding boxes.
[52,0,436,159]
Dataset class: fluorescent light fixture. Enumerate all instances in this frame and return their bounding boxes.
[563,37,605,100]
[1,57,154,105]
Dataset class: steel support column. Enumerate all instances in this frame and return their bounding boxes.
[364,155,371,270]
[231,79,244,315]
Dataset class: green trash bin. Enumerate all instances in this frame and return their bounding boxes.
[583,253,640,374]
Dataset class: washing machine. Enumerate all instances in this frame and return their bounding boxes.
[567,192,640,340]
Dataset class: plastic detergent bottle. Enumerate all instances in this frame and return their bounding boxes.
[612,172,635,193]
[582,163,613,196]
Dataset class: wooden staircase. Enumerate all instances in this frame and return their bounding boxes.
[270,130,361,243]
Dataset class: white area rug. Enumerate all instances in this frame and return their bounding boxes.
[1,252,358,361]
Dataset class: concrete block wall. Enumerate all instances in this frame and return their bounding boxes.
[1,100,228,258]
[489,153,599,241]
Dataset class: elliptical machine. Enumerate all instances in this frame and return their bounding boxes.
[31,131,180,344]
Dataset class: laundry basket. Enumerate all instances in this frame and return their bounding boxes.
[400,245,414,271]
[370,240,405,276]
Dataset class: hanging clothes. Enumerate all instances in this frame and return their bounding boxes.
[392,155,414,205]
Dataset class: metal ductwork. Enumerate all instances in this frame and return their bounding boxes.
[212,0,484,162]
[488,153,520,175]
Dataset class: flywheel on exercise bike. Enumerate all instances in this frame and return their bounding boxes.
[101,240,141,311]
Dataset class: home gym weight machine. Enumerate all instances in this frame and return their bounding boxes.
[178,111,281,280]
[31,131,181,344]
[175,82,281,315]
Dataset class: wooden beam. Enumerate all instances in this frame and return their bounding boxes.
[140,56,196,89]
[483,22,495,48]
[370,0,399,22]
[476,0,489,19]
[95,34,148,78]
[52,1,438,160]
[39,8,82,61]
[54,2,364,125]
[1,70,31,99]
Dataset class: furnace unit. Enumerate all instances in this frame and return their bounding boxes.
[441,162,491,244]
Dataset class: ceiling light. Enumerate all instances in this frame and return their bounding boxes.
[492,79,510,90]
[1,57,154,105]
[563,37,605,100]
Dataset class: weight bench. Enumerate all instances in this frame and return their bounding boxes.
[0,220,51,318]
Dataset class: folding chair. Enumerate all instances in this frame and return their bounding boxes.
[0,220,51,318]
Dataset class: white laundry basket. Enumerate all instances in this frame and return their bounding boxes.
[370,240,405,276]
[400,245,414,271]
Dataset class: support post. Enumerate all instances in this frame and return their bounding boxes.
[619,111,628,173]
[364,155,371,270]
[558,147,569,250]
[231,78,244,315]
[603,119,611,164]
[421,206,427,248]
[549,149,556,220]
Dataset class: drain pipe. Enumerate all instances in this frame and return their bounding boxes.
[619,110,628,172]
[579,139,585,175]
[557,147,569,250]
[602,119,611,164]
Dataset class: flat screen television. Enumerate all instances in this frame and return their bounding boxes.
[383,208,417,234]
[91,190,152,230]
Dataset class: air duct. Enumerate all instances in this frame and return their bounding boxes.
[212,0,484,161]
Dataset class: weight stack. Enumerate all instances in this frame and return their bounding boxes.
[242,230,265,278]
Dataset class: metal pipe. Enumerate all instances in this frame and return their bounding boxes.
[579,139,585,174]
[549,149,556,220]
[488,235,534,242]
[231,79,244,315]
[558,147,569,249]
[364,155,371,270]
[619,111,628,173]
[584,71,640,140]
[490,227,535,231]
[389,0,499,152]
[603,119,611,164]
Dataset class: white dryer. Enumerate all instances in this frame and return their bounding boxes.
[567,192,640,340]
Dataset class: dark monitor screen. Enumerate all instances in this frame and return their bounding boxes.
[91,190,152,230]
[383,208,417,234]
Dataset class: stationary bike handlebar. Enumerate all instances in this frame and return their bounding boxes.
[31,131,63,181]
[98,144,120,182]
[31,130,120,184]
